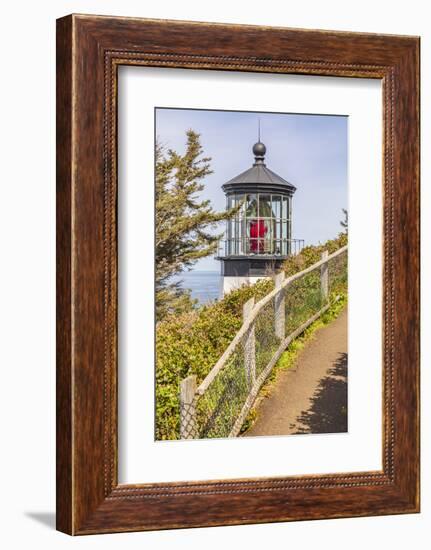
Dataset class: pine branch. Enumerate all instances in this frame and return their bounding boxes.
[155,129,237,320]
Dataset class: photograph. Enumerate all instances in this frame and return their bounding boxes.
[155,108,348,440]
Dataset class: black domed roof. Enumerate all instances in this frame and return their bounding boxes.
[222,142,296,195]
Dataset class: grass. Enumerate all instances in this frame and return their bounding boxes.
[239,293,347,434]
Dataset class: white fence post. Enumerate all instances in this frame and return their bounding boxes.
[321,250,329,302]
[180,374,197,439]
[243,297,256,388]
[274,271,285,339]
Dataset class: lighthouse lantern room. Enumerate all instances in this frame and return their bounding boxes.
[217,139,302,296]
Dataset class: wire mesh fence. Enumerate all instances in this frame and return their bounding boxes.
[254,296,280,379]
[328,248,348,297]
[284,270,324,335]
[179,246,348,439]
[195,347,248,438]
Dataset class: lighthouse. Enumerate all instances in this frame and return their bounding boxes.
[216,139,301,296]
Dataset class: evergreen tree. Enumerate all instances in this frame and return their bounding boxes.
[340,208,348,234]
[155,130,236,320]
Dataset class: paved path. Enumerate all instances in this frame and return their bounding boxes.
[246,307,348,437]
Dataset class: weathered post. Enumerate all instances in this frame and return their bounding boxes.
[243,297,256,389]
[274,271,285,339]
[321,250,329,302]
[180,374,197,439]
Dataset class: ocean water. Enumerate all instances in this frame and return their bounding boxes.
[175,271,221,305]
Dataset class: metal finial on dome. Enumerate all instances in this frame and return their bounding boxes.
[253,141,266,164]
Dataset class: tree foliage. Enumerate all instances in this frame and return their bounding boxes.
[155,130,235,320]
[340,208,348,234]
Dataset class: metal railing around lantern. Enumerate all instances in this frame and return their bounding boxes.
[215,237,305,258]
[179,245,348,439]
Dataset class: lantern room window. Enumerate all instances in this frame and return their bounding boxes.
[226,192,292,256]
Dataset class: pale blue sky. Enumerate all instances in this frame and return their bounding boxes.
[156,108,348,271]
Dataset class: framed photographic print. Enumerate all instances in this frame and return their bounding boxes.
[56,14,420,534]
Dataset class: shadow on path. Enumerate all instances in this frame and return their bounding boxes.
[292,352,348,434]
